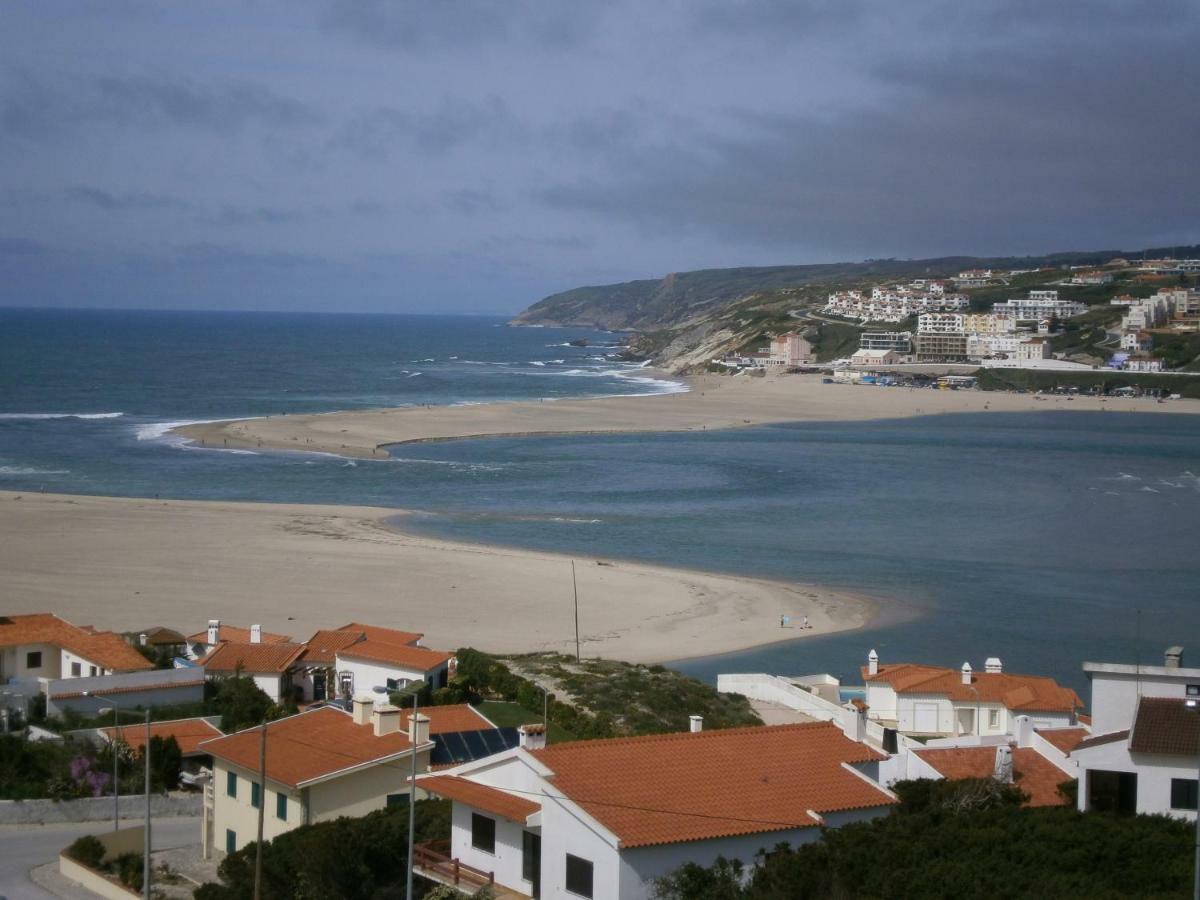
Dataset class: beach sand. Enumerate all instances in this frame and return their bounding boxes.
[176,372,1200,459]
[0,492,876,664]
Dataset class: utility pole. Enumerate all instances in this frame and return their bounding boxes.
[113,705,121,832]
[254,721,267,900]
[406,692,418,900]
[571,560,581,663]
[143,710,151,900]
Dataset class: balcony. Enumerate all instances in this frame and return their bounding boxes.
[413,840,529,898]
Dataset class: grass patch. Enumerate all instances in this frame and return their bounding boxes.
[475,701,576,743]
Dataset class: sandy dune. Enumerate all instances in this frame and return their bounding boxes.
[0,492,876,664]
[176,373,1200,459]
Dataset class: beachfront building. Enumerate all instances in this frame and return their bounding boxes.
[293,623,453,703]
[917,312,965,335]
[963,313,1017,336]
[1071,647,1200,820]
[1121,331,1153,353]
[860,331,912,353]
[186,621,292,661]
[415,721,895,900]
[1016,338,1052,361]
[992,291,1088,322]
[861,651,1083,738]
[913,332,969,362]
[201,641,305,704]
[850,348,902,367]
[1123,357,1165,372]
[768,332,814,367]
[0,613,153,683]
[966,334,1021,359]
[200,697,435,856]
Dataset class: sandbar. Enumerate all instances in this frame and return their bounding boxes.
[175,373,1200,459]
[0,492,876,664]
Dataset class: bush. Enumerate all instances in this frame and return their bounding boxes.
[65,834,106,869]
[112,852,143,892]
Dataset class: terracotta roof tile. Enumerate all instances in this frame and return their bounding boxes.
[0,614,153,672]
[407,704,494,735]
[338,641,453,672]
[1130,698,1200,756]
[1071,730,1129,753]
[299,623,448,672]
[297,629,364,665]
[201,641,304,674]
[103,717,224,756]
[914,746,1071,807]
[419,775,539,822]
[863,663,1082,712]
[186,625,291,645]
[50,676,204,701]
[1036,727,1090,754]
[201,706,419,787]
[336,622,423,646]
[530,722,893,848]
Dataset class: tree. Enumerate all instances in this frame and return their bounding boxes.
[144,735,182,792]
[210,675,286,733]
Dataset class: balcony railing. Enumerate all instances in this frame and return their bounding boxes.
[413,840,496,893]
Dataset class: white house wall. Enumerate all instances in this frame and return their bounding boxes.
[1073,741,1198,822]
[3,643,63,680]
[448,802,533,895]
[538,793,623,900]
[306,749,429,821]
[335,658,430,696]
[1087,670,1200,734]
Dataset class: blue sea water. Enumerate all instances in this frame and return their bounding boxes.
[3,308,1198,694]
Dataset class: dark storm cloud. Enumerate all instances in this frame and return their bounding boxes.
[2,71,319,141]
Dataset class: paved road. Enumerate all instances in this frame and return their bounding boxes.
[0,816,200,900]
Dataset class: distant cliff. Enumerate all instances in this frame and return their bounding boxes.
[510,246,1200,373]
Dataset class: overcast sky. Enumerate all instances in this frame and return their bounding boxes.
[2,1,1197,314]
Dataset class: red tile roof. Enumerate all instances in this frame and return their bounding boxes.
[299,623,448,673]
[1072,730,1130,753]
[201,641,304,674]
[914,746,1071,807]
[1036,727,1090,754]
[186,625,291,645]
[0,613,153,672]
[863,663,1082,712]
[338,641,453,672]
[407,704,494,735]
[419,775,540,822]
[530,722,892,848]
[103,717,224,756]
[297,629,365,665]
[201,706,419,787]
[337,622,424,646]
[1130,698,1200,756]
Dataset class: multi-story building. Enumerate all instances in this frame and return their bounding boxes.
[962,313,1017,335]
[914,333,969,362]
[768,332,815,367]
[1016,338,1052,361]
[860,331,912,353]
[1071,271,1113,285]
[993,291,1088,322]
[966,335,1021,359]
[917,312,965,334]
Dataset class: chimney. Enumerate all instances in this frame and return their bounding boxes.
[961,662,972,685]
[138,633,148,647]
[1165,646,1184,669]
[207,619,220,645]
[868,649,879,676]
[372,704,401,737]
[985,657,1002,674]
[993,745,1014,783]
[250,624,262,644]
[846,707,866,744]
[689,715,703,733]
[352,694,373,725]
[518,723,546,750]
[1014,714,1034,748]
[408,712,431,746]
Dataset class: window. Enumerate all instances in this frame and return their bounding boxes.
[565,854,593,898]
[386,793,408,808]
[25,651,42,670]
[71,662,82,677]
[226,771,237,798]
[225,829,236,853]
[1171,778,1198,811]
[89,666,98,677]
[988,708,1000,729]
[251,782,261,809]
[471,813,496,854]
[275,792,288,821]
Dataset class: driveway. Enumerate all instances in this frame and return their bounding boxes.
[0,816,200,900]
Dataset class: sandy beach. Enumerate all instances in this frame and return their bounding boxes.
[0,492,876,664]
[176,373,1200,459]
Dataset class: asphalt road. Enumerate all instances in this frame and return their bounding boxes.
[0,816,200,900]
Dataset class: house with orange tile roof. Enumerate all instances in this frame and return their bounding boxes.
[415,721,896,900]
[185,620,291,661]
[200,640,305,703]
[887,741,1074,808]
[199,695,435,857]
[292,622,453,703]
[1071,646,1200,821]
[1,613,152,684]
[861,649,1082,738]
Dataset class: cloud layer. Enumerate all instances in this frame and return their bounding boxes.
[1,1,1196,312]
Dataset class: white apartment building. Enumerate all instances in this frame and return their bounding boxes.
[417,722,895,900]
[1121,332,1153,352]
[1071,271,1113,285]
[860,331,912,352]
[993,291,1088,322]
[917,312,965,334]
[966,335,1021,359]
[1015,338,1052,361]
[1071,647,1200,821]
[861,651,1082,738]
[962,313,1017,335]
[1124,357,1165,372]
[824,286,967,323]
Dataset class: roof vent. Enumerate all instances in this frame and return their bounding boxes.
[868,649,879,676]
[372,704,401,737]
[1165,646,1184,669]
[689,715,703,733]
[985,657,1002,674]
[961,662,973,685]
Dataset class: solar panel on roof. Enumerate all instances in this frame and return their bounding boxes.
[462,730,488,758]
[430,728,522,766]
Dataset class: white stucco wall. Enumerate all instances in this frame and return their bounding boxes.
[1087,669,1200,735]
[3,643,62,680]
[334,658,428,696]
[1073,740,1198,821]
[449,802,534,894]
[307,748,429,821]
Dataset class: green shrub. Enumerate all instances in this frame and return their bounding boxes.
[112,852,143,892]
[65,834,106,869]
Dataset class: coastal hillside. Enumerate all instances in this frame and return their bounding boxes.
[512,244,1200,373]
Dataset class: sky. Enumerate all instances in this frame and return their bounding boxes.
[2,1,1198,315]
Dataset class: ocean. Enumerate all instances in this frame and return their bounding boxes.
[3,308,1198,694]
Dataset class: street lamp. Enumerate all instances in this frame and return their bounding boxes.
[1186,694,1199,900]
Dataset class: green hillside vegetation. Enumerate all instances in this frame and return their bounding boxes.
[1152,332,1200,371]
[976,367,1200,399]
[654,779,1192,900]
